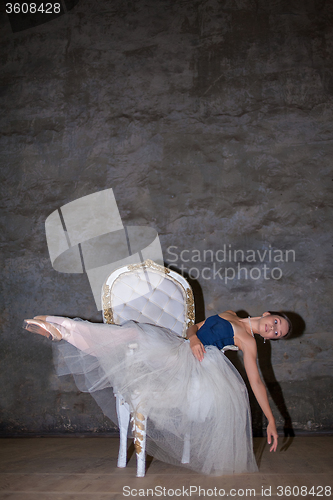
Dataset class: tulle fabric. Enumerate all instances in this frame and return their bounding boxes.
[49,316,258,475]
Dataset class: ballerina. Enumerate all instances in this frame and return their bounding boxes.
[23,309,291,475]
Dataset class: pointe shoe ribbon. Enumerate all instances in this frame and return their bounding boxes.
[22,319,63,341]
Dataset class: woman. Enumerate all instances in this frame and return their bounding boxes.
[23,310,291,475]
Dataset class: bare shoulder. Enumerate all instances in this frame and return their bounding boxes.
[218,311,257,352]
[218,310,237,318]
[235,329,257,352]
[241,333,257,353]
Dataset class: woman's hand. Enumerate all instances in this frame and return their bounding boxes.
[267,420,278,452]
[190,336,206,362]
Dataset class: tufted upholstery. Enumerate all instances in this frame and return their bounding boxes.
[102,260,194,336]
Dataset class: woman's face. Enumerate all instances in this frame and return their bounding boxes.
[259,313,289,339]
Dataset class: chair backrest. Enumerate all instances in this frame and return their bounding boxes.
[102,259,195,337]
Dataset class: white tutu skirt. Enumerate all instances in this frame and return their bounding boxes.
[49,316,258,475]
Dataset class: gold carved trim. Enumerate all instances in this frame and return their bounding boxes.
[128,259,170,274]
[186,288,195,326]
[102,284,115,324]
[130,411,146,456]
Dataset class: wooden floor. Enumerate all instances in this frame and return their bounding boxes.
[0,437,332,499]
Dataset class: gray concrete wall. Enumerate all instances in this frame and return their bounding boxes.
[0,0,332,435]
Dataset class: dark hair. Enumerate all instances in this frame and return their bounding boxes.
[268,311,292,338]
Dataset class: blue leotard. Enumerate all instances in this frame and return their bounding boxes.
[196,315,235,349]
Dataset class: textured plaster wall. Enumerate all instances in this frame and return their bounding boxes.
[0,0,332,435]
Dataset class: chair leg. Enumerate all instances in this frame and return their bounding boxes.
[181,432,190,464]
[130,410,147,477]
[115,394,130,468]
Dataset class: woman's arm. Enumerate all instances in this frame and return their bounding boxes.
[242,342,279,452]
[186,322,206,362]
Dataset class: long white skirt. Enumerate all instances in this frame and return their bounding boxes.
[49,316,258,475]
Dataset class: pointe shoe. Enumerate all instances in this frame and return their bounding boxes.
[34,315,48,322]
[22,319,62,341]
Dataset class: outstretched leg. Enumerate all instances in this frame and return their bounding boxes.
[45,316,97,352]
[23,316,105,353]
[23,315,138,355]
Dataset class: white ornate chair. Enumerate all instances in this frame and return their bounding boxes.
[101,259,195,477]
